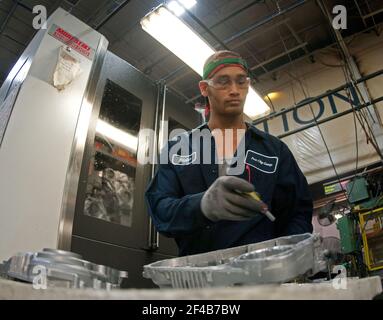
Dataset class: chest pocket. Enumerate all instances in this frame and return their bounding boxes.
[173,163,206,194]
[244,150,279,206]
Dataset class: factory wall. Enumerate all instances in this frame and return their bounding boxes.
[254,30,383,185]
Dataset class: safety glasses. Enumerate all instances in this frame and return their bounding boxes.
[203,75,250,90]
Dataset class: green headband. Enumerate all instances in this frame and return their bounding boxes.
[203,57,248,80]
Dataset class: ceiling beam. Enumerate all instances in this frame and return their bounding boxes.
[222,0,307,45]
[250,42,308,70]
[285,21,309,54]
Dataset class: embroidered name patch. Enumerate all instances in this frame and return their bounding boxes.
[171,152,197,166]
[245,150,278,174]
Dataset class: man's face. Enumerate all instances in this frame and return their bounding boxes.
[199,66,249,117]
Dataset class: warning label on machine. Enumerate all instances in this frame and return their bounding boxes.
[48,24,95,60]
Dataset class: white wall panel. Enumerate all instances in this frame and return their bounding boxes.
[254,32,383,184]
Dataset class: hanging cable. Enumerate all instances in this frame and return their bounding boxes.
[286,70,355,205]
[268,0,359,204]
[316,0,383,160]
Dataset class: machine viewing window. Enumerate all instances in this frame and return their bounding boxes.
[83,79,142,227]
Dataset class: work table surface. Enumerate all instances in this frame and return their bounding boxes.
[0,276,381,300]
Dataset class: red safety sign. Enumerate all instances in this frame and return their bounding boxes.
[48,24,95,60]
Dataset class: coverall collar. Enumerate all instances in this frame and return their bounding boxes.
[196,121,267,188]
[197,121,267,140]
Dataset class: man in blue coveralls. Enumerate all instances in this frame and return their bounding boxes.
[145,50,313,256]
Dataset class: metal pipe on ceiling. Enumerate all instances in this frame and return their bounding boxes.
[257,20,383,80]
[353,0,368,28]
[364,0,379,32]
[209,0,265,30]
[278,95,383,139]
[285,21,309,54]
[250,42,308,70]
[318,0,383,158]
[363,7,383,19]
[222,0,307,45]
[350,0,382,36]
[230,18,289,49]
[252,68,383,125]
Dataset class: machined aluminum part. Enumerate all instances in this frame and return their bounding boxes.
[143,233,327,289]
[0,248,128,290]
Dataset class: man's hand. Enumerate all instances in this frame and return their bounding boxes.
[201,176,267,222]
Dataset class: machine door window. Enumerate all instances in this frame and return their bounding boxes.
[84,79,142,227]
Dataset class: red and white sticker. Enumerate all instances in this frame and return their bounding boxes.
[48,24,95,60]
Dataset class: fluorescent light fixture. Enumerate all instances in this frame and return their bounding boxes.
[96,119,138,154]
[140,5,270,119]
[168,0,197,16]
[141,5,214,77]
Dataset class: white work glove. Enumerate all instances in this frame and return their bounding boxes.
[201,176,267,222]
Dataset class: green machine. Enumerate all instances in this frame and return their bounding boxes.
[347,176,382,210]
[336,176,383,253]
[335,177,369,254]
[317,199,358,254]
[336,215,358,254]
[320,174,383,277]
[340,176,383,276]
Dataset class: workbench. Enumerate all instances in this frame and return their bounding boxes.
[0,276,381,300]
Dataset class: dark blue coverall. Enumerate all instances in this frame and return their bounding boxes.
[145,122,313,256]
